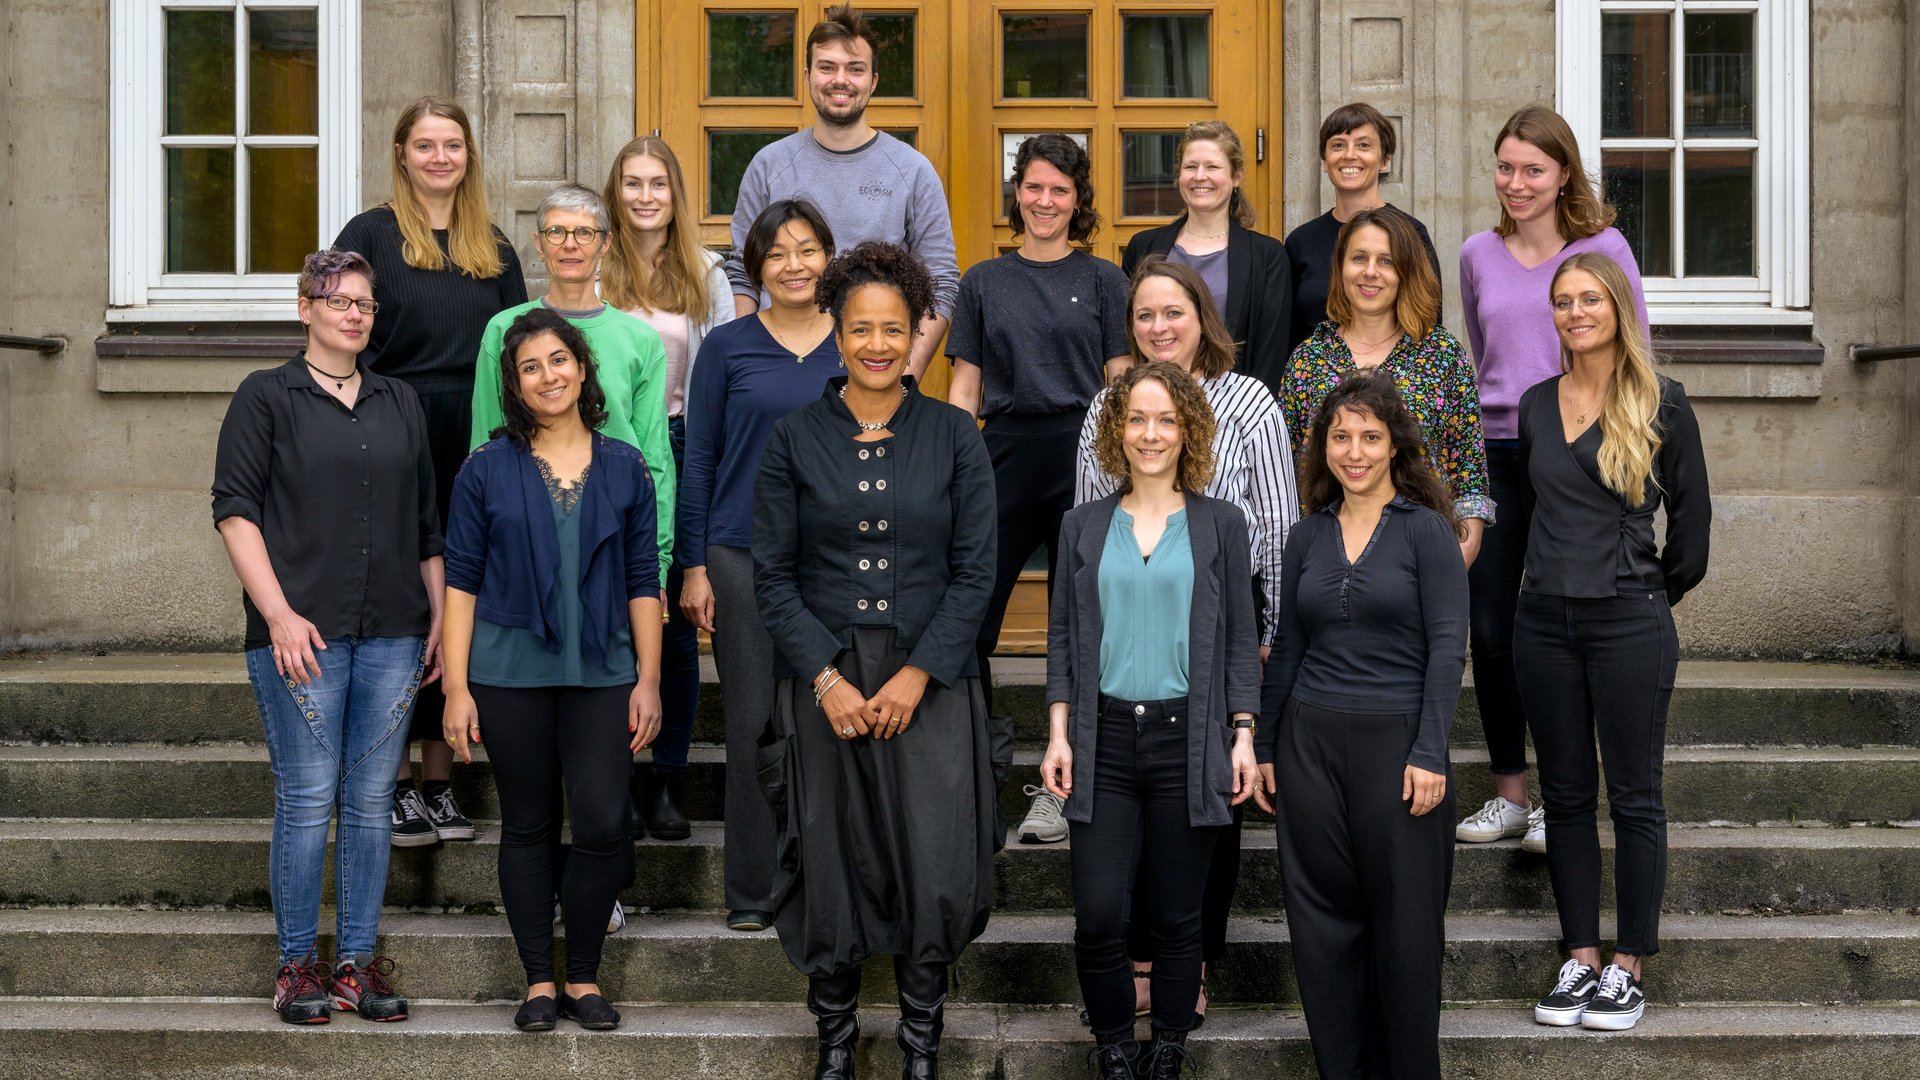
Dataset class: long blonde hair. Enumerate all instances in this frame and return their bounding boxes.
[1492,105,1616,242]
[599,137,712,316]
[1554,252,1662,506]
[387,97,505,278]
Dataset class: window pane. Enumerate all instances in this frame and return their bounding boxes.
[1121,132,1182,217]
[1002,14,1088,99]
[1122,15,1208,98]
[1601,13,1670,139]
[166,147,236,273]
[709,12,796,98]
[1684,150,1755,277]
[248,9,319,136]
[868,13,915,97]
[1602,150,1673,278]
[249,148,319,273]
[709,131,787,216]
[1685,13,1754,137]
[166,10,235,136]
[881,128,917,150]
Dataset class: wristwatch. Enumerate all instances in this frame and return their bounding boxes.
[1231,717,1257,733]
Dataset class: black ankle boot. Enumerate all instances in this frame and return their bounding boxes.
[809,968,863,1080]
[1141,1029,1192,1079]
[645,768,691,841]
[894,958,947,1079]
[1085,1039,1138,1080]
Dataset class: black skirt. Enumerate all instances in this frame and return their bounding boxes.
[759,626,1009,977]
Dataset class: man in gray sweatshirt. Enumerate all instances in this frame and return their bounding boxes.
[724,3,959,377]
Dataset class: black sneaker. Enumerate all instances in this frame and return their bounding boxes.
[421,784,476,841]
[1581,964,1646,1030]
[331,956,410,1021]
[390,787,439,848]
[272,955,331,1024]
[1534,959,1599,1026]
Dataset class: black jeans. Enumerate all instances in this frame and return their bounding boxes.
[654,415,699,775]
[1274,698,1452,1080]
[471,682,635,985]
[1070,698,1212,1039]
[976,413,1081,711]
[1467,441,1530,775]
[1513,591,1677,956]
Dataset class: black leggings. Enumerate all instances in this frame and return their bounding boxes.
[471,681,635,985]
[975,413,1081,710]
[1467,441,1530,775]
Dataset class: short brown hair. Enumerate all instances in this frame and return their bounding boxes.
[1318,102,1396,164]
[1127,257,1238,380]
[1324,207,1440,343]
[1093,362,1217,495]
[1008,134,1100,244]
[1492,105,1616,241]
[806,3,876,67]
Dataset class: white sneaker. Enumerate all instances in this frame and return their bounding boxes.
[1455,797,1530,843]
[1018,785,1068,844]
[606,902,626,935]
[1521,805,1548,854]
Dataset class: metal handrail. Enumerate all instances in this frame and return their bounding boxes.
[1852,343,1920,363]
[0,333,63,354]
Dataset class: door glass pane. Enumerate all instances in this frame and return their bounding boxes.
[881,128,917,150]
[1684,13,1754,137]
[1121,132,1183,217]
[868,12,915,98]
[1122,15,1208,98]
[166,147,236,273]
[1602,150,1674,278]
[249,148,319,273]
[166,10,235,135]
[248,9,319,136]
[1601,13,1670,138]
[1683,150,1755,276]
[709,12,797,98]
[1002,14,1089,99]
[709,131,787,216]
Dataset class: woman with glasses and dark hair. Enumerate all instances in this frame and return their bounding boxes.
[947,133,1131,709]
[678,198,842,933]
[441,306,665,1033]
[213,248,440,1025]
[334,95,527,850]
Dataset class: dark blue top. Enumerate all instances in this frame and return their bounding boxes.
[1258,495,1467,774]
[444,434,661,669]
[679,315,843,566]
[470,491,637,688]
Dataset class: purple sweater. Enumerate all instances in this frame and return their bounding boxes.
[1457,227,1646,439]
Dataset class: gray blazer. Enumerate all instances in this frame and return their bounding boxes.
[1045,492,1263,828]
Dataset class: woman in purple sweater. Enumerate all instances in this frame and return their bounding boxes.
[1454,105,1647,853]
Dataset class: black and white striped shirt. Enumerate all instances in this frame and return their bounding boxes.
[1076,370,1301,645]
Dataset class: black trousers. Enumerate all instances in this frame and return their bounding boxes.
[1466,441,1530,775]
[975,413,1081,711]
[1070,699,1212,1039]
[1275,698,1451,1080]
[404,388,476,742]
[1513,591,1677,957]
[471,682,635,985]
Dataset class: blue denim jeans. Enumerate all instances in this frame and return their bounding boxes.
[246,635,424,964]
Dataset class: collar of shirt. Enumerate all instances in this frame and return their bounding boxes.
[819,374,922,431]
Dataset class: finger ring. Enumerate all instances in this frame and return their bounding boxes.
[842,725,854,737]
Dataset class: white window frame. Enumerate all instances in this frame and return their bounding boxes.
[109,0,361,322]
[1557,0,1810,326]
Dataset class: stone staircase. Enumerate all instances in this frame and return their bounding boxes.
[3,653,1920,1078]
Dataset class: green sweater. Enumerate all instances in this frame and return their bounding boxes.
[470,300,674,587]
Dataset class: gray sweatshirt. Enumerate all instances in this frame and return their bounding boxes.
[724,129,960,319]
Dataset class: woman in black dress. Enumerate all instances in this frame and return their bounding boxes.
[754,242,1004,1080]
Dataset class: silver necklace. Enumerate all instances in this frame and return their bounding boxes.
[839,384,906,431]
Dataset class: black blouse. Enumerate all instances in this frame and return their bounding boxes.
[212,355,443,650]
[1517,375,1710,603]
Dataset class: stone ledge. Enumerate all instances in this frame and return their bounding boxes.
[93,330,300,394]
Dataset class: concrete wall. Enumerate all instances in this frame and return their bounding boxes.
[1906,0,1920,651]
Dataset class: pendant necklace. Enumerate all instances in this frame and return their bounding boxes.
[306,358,358,391]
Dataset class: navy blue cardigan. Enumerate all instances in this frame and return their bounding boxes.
[444,434,662,667]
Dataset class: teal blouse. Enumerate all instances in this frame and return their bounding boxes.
[1097,507,1194,701]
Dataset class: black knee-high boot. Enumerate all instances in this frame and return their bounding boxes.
[809,967,863,1080]
[894,957,948,1079]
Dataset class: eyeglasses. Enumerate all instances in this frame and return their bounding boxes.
[1552,294,1608,315]
[761,245,823,265]
[539,225,604,246]
[314,295,379,314]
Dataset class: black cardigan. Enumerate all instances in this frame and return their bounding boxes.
[1122,216,1294,395]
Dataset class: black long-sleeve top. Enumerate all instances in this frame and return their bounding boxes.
[211,355,443,650]
[1517,375,1711,604]
[753,378,998,688]
[1257,496,1468,774]
[1122,217,1295,394]
[1282,205,1441,359]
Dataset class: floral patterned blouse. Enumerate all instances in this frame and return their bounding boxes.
[1280,320,1494,522]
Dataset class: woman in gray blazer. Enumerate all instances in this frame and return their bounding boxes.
[1039,361,1262,1079]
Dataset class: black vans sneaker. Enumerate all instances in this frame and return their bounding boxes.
[273,956,331,1024]
[420,783,475,841]
[1533,959,1599,1026]
[390,787,439,848]
[1580,964,1646,1030]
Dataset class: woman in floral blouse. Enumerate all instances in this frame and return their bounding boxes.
[1280,207,1491,563]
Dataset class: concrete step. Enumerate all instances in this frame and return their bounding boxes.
[6,908,1919,1008]
[3,1000,1920,1080]
[6,742,1917,827]
[6,653,1919,749]
[5,818,1918,915]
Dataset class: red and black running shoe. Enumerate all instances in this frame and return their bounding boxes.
[273,955,331,1025]
[331,956,410,1021]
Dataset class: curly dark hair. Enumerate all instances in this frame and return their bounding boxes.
[816,241,936,332]
[1007,133,1100,244]
[1092,361,1217,495]
[1298,371,1462,537]
[492,307,610,444]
